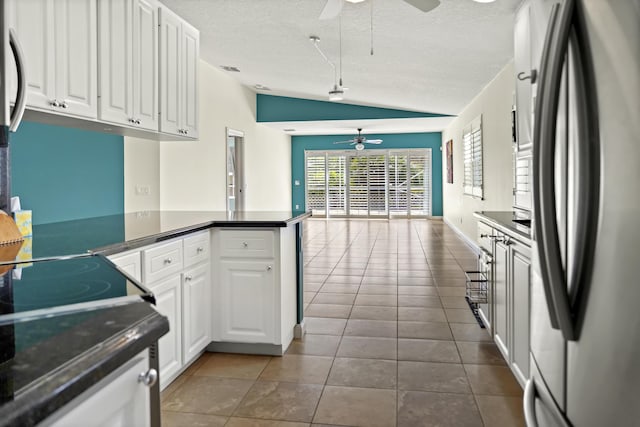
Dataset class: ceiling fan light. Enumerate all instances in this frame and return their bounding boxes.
[472,0,496,2]
[346,0,366,3]
[328,85,344,101]
[355,142,365,151]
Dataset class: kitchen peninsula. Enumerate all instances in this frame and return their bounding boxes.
[0,210,309,426]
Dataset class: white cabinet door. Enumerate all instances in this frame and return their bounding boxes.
[511,240,531,384]
[159,7,182,136]
[182,263,211,363]
[132,0,159,131]
[181,21,199,138]
[219,260,275,344]
[514,3,533,155]
[7,0,56,109]
[54,0,98,118]
[151,275,182,390]
[98,0,133,126]
[494,239,510,360]
[49,352,151,427]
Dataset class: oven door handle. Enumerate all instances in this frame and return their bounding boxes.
[9,28,27,133]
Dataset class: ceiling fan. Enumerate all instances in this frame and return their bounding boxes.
[320,0,440,20]
[334,128,383,151]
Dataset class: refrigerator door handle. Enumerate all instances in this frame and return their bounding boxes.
[8,28,26,133]
[532,2,561,329]
[535,0,577,341]
[523,379,538,427]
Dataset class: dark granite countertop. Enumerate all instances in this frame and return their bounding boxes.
[474,211,532,243]
[28,210,311,258]
[0,301,169,427]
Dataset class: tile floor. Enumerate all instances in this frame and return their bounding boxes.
[161,219,525,427]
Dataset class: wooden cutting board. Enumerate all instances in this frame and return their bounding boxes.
[0,211,24,274]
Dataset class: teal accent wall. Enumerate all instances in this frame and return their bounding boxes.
[10,121,124,225]
[291,132,443,216]
[257,94,449,122]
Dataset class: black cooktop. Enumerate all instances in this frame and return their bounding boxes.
[0,255,152,324]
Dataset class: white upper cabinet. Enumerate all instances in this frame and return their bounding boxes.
[159,6,199,138]
[8,0,98,119]
[99,0,158,131]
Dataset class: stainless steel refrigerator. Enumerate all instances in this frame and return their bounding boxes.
[527,0,640,425]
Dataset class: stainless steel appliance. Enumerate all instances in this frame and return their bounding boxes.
[527,0,640,425]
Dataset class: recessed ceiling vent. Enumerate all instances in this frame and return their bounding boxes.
[220,65,240,72]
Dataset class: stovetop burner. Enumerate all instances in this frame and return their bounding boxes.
[0,255,149,321]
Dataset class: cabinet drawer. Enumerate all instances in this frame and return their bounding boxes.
[143,239,183,283]
[219,229,275,259]
[183,231,210,267]
[108,250,142,282]
[477,222,494,251]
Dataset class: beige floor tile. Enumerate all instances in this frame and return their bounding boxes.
[304,317,347,336]
[325,275,362,285]
[450,323,493,342]
[327,357,397,389]
[397,277,436,286]
[398,270,432,278]
[162,411,228,427]
[313,386,397,427]
[464,364,523,396]
[397,286,438,296]
[435,278,467,287]
[397,295,442,308]
[311,292,356,305]
[398,307,447,322]
[258,354,332,384]
[226,418,309,427]
[397,321,453,341]
[398,361,471,393]
[358,285,398,295]
[361,276,398,286]
[445,308,478,324]
[337,336,397,360]
[355,294,398,307]
[182,353,211,376]
[303,292,317,303]
[161,375,188,403]
[319,284,360,294]
[349,305,398,321]
[437,286,467,297]
[162,376,254,416]
[475,395,526,427]
[456,341,506,365]
[364,269,398,277]
[343,319,397,338]
[397,339,461,363]
[397,390,482,427]
[304,303,352,319]
[304,282,322,292]
[233,381,323,423]
[440,296,470,309]
[195,354,271,380]
[286,334,341,356]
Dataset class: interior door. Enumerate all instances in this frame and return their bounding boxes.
[226,128,245,214]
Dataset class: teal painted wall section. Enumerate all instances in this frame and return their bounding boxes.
[10,121,124,225]
[291,132,443,216]
[257,94,449,122]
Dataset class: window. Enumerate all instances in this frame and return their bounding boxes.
[305,149,432,218]
[463,115,483,199]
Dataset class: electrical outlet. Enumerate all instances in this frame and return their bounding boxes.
[135,185,150,196]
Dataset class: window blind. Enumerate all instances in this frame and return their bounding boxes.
[463,115,484,198]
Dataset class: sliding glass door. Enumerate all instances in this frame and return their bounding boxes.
[305,149,432,218]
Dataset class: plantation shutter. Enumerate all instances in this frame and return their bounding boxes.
[463,116,484,198]
[305,154,326,215]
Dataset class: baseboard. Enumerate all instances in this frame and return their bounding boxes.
[207,342,284,356]
[443,217,480,254]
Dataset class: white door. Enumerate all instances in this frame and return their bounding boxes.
[219,260,275,344]
[151,275,182,390]
[159,7,182,135]
[181,21,199,138]
[98,0,133,126]
[132,0,159,131]
[7,0,56,110]
[182,263,211,363]
[54,0,98,118]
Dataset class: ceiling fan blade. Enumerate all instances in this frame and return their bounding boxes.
[333,140,355,144]
[403,0,440,13]
[365,140,383,144]
[320,0,343,20]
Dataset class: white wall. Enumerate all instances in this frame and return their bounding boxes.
[124,137,160,212]
[124,59,292,212]
[442,61,515,243]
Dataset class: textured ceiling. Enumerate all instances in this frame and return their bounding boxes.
[160,0,521,132]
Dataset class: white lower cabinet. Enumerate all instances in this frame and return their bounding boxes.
[47,351,152,427]
[219,260,275,344]
[150,274,182,390]
[182,263,211,362]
